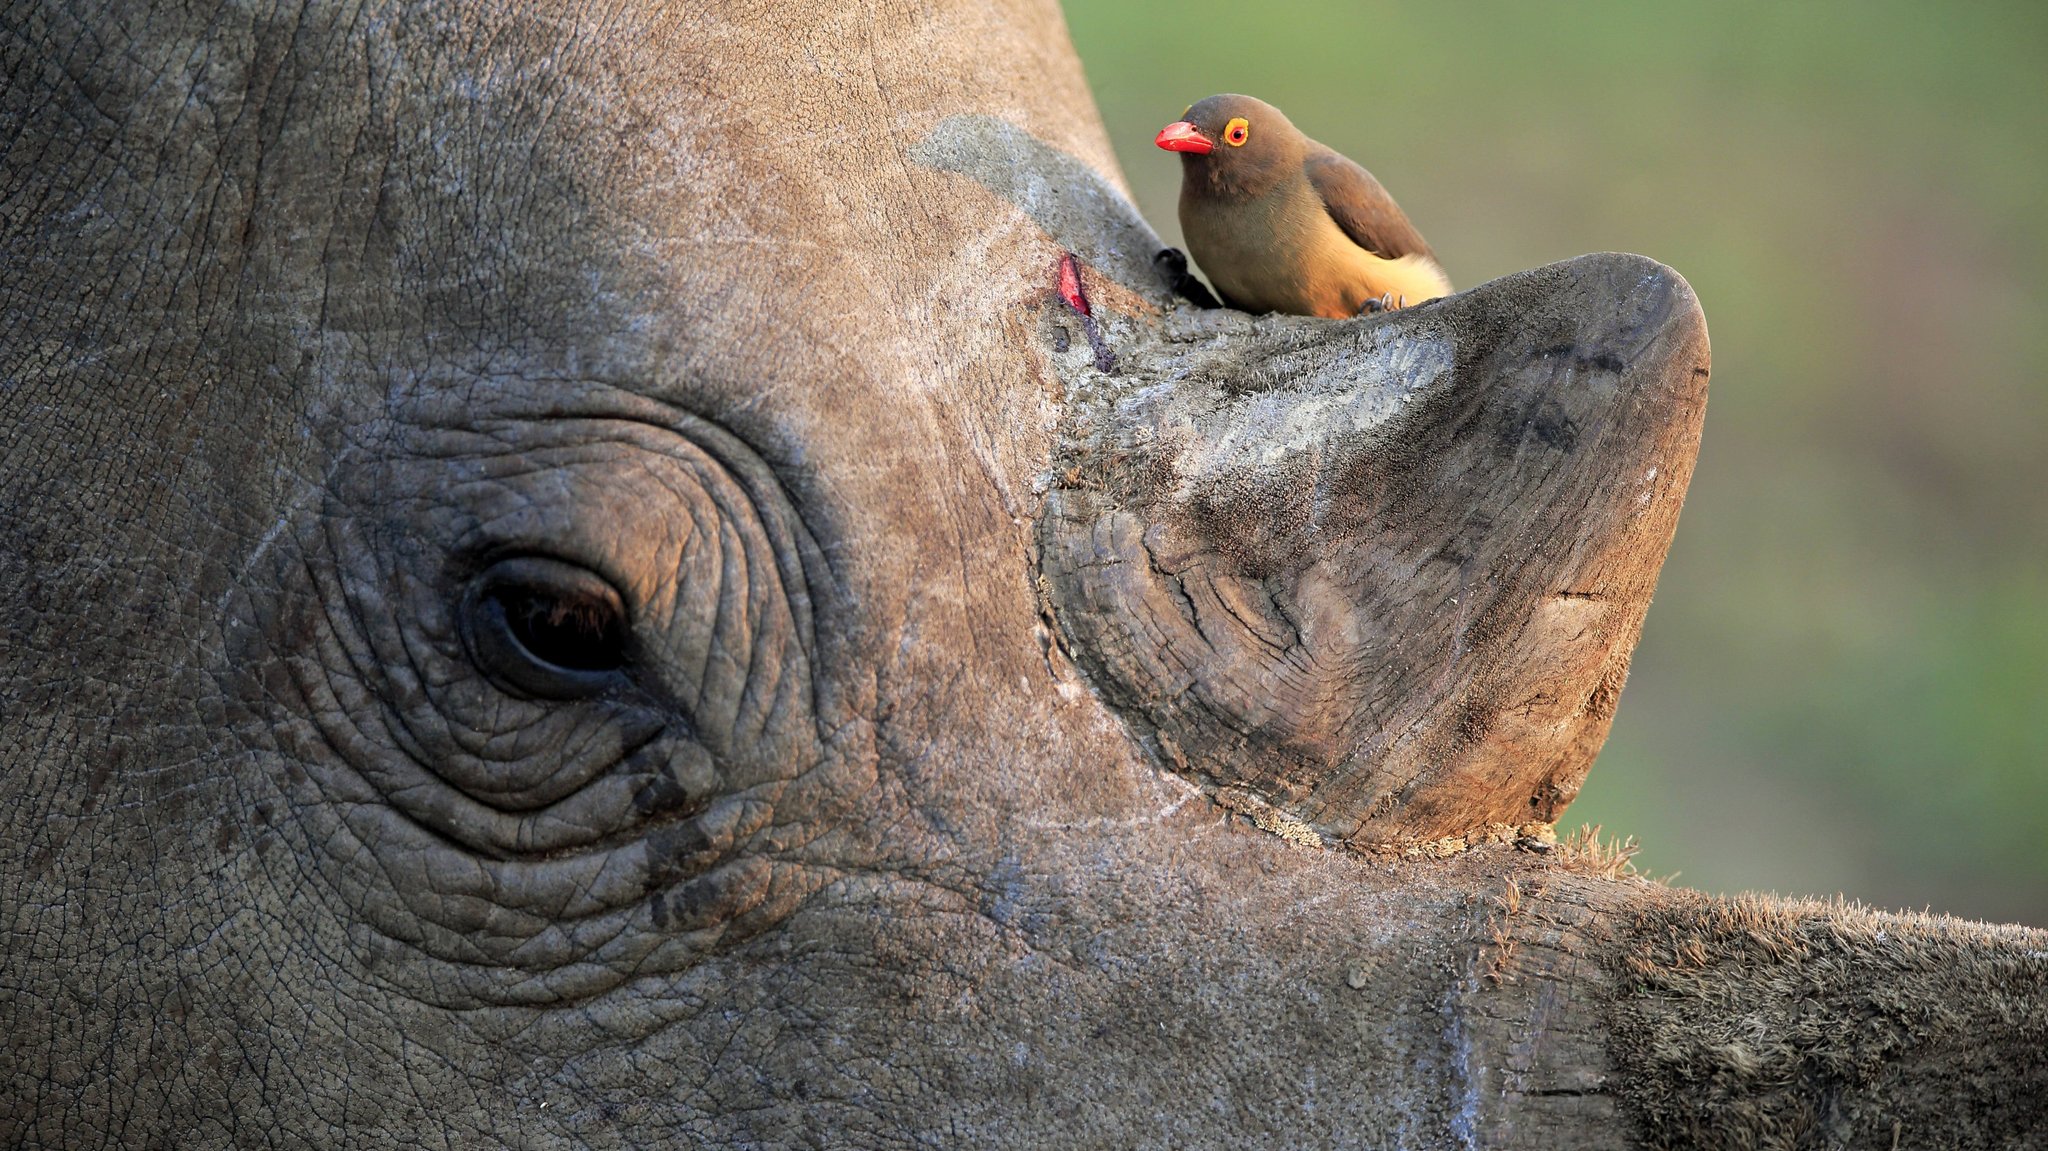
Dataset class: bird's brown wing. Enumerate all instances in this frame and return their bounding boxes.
[1303,144,1436,262]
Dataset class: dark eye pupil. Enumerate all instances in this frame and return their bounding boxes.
[462,556,631,698]
[495,585,626,672]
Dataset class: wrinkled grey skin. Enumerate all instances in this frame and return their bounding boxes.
[0,2,1489,1143]
[5,2,2042,1148]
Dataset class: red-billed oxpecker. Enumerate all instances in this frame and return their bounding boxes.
[1156,94,1451,319]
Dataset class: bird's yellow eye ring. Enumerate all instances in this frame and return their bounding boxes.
[1224,117,1250,147]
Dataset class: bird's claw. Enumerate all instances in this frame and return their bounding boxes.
[1154,247,1223,310]
[1356,292,1397,316]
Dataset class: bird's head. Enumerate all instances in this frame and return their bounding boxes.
[1155,94,1301,197]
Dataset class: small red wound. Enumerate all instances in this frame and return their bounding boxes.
[1057,252,1090,316]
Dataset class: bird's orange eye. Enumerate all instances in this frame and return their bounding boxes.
[1224,117,1250,146]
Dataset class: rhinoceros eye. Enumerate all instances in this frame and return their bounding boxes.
[462,556,630,698]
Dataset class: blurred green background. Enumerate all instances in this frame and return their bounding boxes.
[1063,1,2048,926]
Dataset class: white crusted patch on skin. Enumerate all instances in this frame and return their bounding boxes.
[1168,334,1455,495]
[1218,787,1327,849]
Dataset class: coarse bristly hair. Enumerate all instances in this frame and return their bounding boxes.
[1606,888,2048,1148]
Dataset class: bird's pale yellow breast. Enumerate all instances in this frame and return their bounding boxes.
[1181,180,1449,319]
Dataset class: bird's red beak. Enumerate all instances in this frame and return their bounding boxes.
[1154,121,1214,155]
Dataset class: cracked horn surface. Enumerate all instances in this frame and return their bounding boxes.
[1040,253,1710,846]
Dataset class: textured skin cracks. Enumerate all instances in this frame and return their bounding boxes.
[4,0,2045,1147]
[257,379,850,1007]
